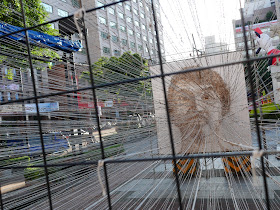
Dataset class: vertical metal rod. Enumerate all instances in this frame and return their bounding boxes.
[0,182,4,210]
[19,0,53,209]
[240,8,270,210]
[81,15,112,209]
[151,1,183,209]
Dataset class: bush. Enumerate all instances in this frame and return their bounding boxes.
[263,111,280,120]
[24,166,59,180]
[0,156,30,167]
[24,167,45,180]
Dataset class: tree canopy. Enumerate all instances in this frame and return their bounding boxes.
[81,52,152,101]
[0,0,60,67]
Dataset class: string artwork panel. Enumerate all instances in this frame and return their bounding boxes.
[151,52,252,155]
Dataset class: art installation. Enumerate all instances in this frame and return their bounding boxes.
[168,69,230,154]
[150,52,252,155]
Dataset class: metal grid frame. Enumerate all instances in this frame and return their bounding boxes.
[0,0,279,209]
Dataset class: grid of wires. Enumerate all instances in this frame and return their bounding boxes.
[1,0,280,209]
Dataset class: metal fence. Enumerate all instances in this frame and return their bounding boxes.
[0,0,280,209]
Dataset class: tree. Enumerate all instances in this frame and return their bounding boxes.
[266,11,277,21]
[0,0,60,67]
[81,52,152,102]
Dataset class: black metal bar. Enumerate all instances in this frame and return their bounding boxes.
[0,0,130,40]
[19,0,53,209]
[81,14,112,209]
[151,0,183,209]
[0,182,3,210]
[240,8,270,210]
[1,150,279,169]
[2,53,280,107]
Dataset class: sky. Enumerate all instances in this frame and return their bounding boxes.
[159,0,245,61]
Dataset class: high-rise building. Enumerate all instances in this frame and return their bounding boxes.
[41,0,164,64]
[82,0,163,63]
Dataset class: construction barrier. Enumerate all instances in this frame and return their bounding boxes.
[222,156,251,175]
[172,159,199,177]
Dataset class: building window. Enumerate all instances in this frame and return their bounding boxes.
[136,32,141,39]
[127,17,132,23]
[98,16,107,25]
[145,46,148,52]
[96,1,105,9]
[140,12,144,19]
[108,7,115,15]
[72,0,81,8]
[135,20,139,27]
[101,31,109,39]
[125,4,131,11]
[15,93,19,100]
[122,39,128,46]
[0,92,3,102]
[103,47,110,54]
[128,29,134,35]
[120,25,126,32]
[41,3,53,13]
[7,92,11,101]
[114,50,121,56]
[130,42,136,48]
[112,35,119,42]
[143,35,147,41]
[138,45,143,50]
[58,9,68,17]
[133,8,138,15]
[118,12,124,19]
[142,24,146,30]
[110,21,117,29]
[149,38,153,44]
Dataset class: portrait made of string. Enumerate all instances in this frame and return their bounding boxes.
[151,53,252,155]
[167,69,231,155]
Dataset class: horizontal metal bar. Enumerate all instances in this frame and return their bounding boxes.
[0,53,278,107]
[1,150,279,169]
[0,0,130,40]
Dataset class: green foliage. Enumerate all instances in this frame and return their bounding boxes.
[81,52,152,100]
[4,68,14,80]
[0,156,30,166]
[250,103,280,120]
[24,166,45,180]
[23,144,124,180]
[0,0,58,35]
[266,11,276,21]
[250,103,280,115]
[0,0,60,67]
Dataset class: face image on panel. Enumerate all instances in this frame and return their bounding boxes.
[167,69,230,154]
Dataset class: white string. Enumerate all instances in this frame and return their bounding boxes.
[97,159,106,196]
[251,149,264,186]
[74,7,85,39]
